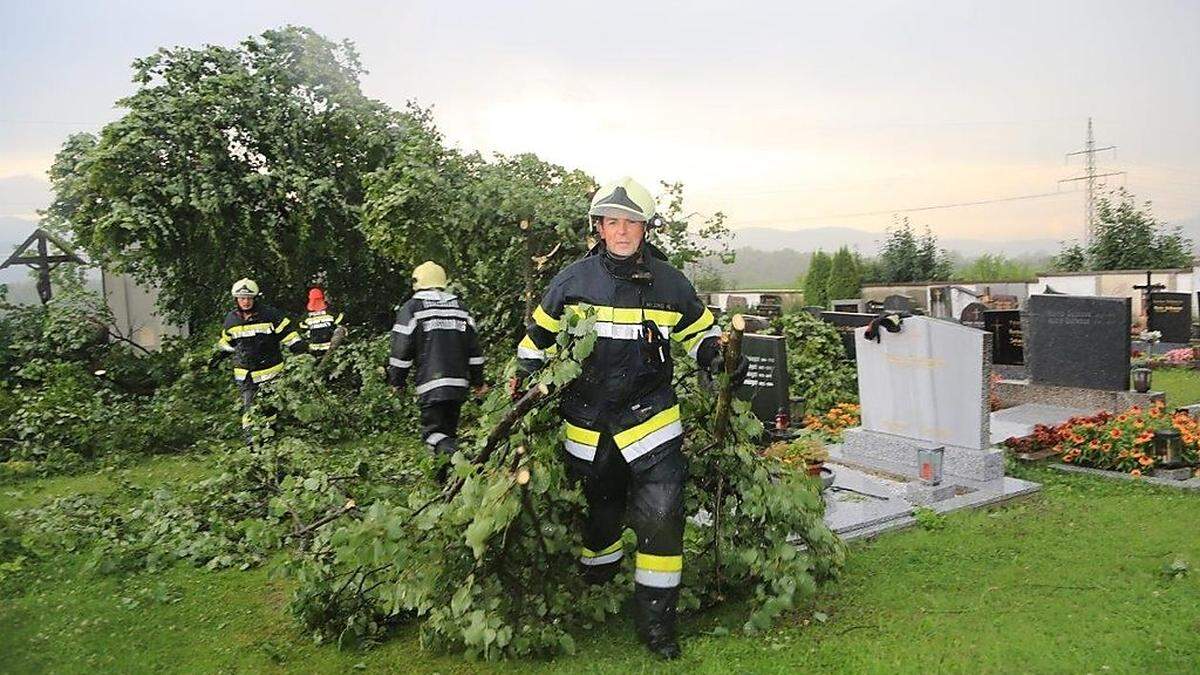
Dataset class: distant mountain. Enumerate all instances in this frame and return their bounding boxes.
[729,226,1062,257]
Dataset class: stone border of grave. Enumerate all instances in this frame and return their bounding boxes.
[818,460,1042,542]
[1049,463,1200,491]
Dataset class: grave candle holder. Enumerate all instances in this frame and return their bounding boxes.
[1153,428,1183,467]
[1131,367,1152,394]
[917,446,944,485]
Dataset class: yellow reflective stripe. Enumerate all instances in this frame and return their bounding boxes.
[582,539,623,558]
[532,305,561,332]
[274,317,291,333]
[564,304,682,327]
[613,405,681,448]
[673,308,715,343]
[281,331,301,346]
[565,421,600,446]
[636,552,682,572]
[681,327,713,353]
[251,362,284,382]
[227,322,274,336]
[335,313,344,325]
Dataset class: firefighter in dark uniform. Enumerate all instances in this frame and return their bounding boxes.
[209,278,307,430]
[511,177,747,659]
[386,261,486,467]
[300,287,344,354]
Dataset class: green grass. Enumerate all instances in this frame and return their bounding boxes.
[1153,366,1200,407]
[2,459,1199,673]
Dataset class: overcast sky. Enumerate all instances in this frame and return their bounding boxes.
[1,0,1197,243]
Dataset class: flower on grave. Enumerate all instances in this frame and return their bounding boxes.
[1109,428,1123,439]
[1138,455,1154,467]
[1133,420,1145,429]
[1131,469,1143,477]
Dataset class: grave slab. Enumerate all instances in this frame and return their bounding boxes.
[819,456,1041,542]
[989,403,1093,444]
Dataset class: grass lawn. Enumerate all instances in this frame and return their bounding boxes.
[1153,366,1200,407]
[3,454,1199,674]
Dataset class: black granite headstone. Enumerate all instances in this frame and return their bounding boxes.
[802,305,824,318]
[959,302,988,330]
[736,334,790,425]
[883,294,915,313]
[819,311,876,360]
[984,309,1024,365]
[1148,292,1191,343]
[1025,295,1130,391]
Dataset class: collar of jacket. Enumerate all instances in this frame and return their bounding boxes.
[587,241,667,284]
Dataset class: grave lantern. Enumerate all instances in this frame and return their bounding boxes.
[1131,367,1152,394]
[917,446,944,485]
[1153,428,1183,466]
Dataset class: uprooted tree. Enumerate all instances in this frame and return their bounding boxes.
[283,310,845,657]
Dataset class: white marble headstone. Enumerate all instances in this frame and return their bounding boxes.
[855,316,989,450]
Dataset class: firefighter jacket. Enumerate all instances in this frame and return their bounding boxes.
[216,304,305,385]
[516,243,722,469]
[301,308,343,352]
[387,289,485,404]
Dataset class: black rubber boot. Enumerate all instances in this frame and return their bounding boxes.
[634,585,681,660]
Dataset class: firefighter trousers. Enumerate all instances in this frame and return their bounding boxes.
[565,432,686,647]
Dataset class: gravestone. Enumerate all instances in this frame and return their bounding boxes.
[802,305,824,318]
[984,309,1024,365]
[841,315,1002,482]
[883,294,915,313]
[959,302,988,330]
[1148,292,1191,343]
[726,295,749,311]
[736,334,790,425]
[1024,294,1130,391]
[819,311,875,360]
[831,298,865,313]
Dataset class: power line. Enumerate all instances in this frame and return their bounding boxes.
[738,189,1074,226]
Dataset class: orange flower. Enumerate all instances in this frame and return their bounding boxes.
[1133,420,1145,429]
[1070,434,1084,444]
[1117,415,1128,423]
[1131,469,1142,477]
[1109,428,1122,439]
[1102,443,1112,451]
[1088,441,1100,450]
[1063,454,1073,463]
[1149,409,1161,419]
[1139,455,1154,467]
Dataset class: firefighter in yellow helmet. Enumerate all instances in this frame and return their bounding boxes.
[511,177,747,659]
[209,278,307,433]
[387,262,486,475]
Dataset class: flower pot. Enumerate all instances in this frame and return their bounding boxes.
[805,462,824,477]
[1131,367,1152,393]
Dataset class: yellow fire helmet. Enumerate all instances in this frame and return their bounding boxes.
[412,261,447,290]
[230,278,260,298]
[589,177,656,223]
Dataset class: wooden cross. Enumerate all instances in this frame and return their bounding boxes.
[0,228,85,304]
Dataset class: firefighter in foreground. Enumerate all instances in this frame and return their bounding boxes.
[386,262,486,472]
[300,286,344,354]
[209,278,307,430]
[511,177,747,659]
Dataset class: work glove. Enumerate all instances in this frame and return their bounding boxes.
[207,351,229,370]
[706,349,750,387]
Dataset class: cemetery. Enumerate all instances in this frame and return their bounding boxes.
[4,13,1199,674]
